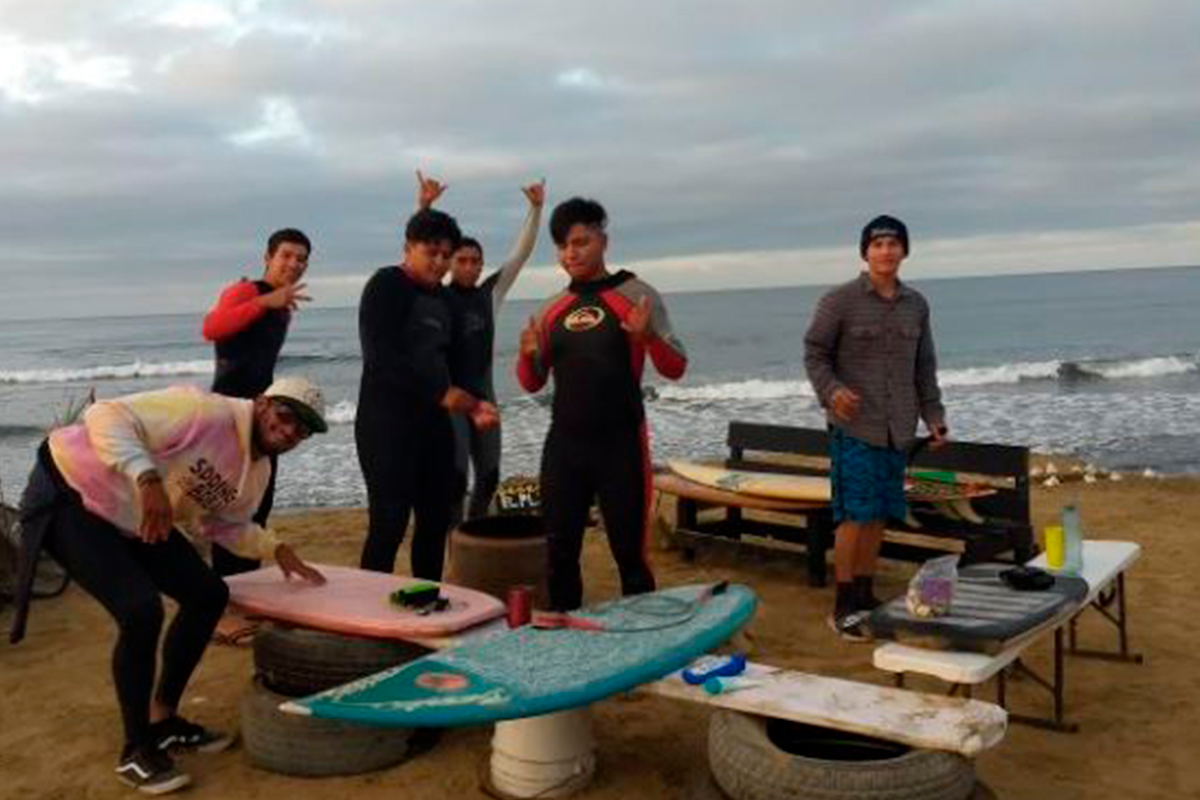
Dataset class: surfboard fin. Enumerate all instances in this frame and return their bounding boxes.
[948,499,986,525]
[932,501,963,522]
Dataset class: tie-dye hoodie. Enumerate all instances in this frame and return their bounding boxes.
[47,385,279,560]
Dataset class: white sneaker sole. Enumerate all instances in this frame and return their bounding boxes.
[826,612,873,643]
[158,732,237,755]
[117,771,192,795]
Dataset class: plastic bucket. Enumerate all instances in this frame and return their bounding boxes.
[490,707,596,798]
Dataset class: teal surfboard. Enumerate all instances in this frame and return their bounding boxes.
[282,583,756,727]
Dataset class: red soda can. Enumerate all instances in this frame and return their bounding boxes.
[506,586,532,628]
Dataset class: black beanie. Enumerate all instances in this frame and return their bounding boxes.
[860,215,909,258]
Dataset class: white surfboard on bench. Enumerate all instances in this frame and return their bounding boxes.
[643,662,1007,756]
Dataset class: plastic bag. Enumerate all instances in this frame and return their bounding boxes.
[905,555,959,618]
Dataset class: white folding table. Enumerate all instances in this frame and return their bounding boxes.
[873,540,1142,731]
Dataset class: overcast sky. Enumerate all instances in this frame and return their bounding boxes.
[2,0,1198,319]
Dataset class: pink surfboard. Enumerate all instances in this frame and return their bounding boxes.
[225,564,506,639]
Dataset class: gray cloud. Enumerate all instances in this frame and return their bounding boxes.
[0,0,1197,318]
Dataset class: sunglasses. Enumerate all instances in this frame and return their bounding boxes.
[272,401,313,440]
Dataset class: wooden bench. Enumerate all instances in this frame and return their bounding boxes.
[660,421,1037,587]
[873,540,1142,732]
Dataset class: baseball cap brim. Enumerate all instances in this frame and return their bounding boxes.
[274,397,328,434]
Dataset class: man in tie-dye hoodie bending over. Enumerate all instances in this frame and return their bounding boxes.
[9,376,327,795]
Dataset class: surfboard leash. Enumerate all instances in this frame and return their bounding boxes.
[532,581,730,634]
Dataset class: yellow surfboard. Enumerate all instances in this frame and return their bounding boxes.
[668,460,833,502]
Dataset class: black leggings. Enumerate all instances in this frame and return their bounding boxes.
[44,487,228,751]
[212,452,276,576]
[356,411,457,579]
[540,423,654,611]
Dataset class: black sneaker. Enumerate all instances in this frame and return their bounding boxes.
[858,593,884,612]
[116,745,191,795]
[151,716,236,754]
[826,610,873,643]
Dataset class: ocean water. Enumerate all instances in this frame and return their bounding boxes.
[2,266,1199,509]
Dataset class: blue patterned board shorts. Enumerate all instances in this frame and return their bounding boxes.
[829,426,908,524]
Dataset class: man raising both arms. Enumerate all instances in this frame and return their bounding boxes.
[416,171,545,520]
[517,197,687,612]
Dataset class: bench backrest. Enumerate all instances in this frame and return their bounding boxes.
[725,421,1030,524]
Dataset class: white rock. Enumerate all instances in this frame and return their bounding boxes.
[1030,465,1044,478]
[1045,462,1058,475]
[1142,468,1158,478]
[1083,474,1097,484]
[1043,476,1060,488]
[1071,464,1084,473]
[1109,472,1124,482]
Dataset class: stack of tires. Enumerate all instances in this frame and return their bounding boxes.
[241,623,430,777]
[705,710,991,800]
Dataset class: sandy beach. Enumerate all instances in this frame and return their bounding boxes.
[2,474,1198,800]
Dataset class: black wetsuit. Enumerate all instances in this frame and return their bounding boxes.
[445,274,502,520]
[206,279,288,576]
[211,280,289,398]
[356,266,460,579]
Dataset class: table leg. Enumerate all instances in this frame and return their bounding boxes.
[1004,649,1080,733]
[1053,627,1065,725]
[1070,572,1145,664]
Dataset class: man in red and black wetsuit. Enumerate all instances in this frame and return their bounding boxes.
[201,228,312,576]
[517,198,687,611]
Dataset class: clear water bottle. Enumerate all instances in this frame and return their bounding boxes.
[1061,503,1084,576]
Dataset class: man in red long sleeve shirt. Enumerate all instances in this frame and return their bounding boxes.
[201,228,312,577]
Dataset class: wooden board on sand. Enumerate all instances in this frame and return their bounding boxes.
[648,662,1003,758]
[644,661,1007,756]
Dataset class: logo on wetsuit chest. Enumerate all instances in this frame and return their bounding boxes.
[563,306,606,332]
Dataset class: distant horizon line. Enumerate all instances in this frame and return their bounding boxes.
[4,261,1198,325]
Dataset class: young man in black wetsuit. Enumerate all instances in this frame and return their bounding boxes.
[201,228,312,577]
[415,171,545,521]
[516,198,687,611]
[356,208,499,579]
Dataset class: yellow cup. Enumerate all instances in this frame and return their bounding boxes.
[1044,525,1064,569]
